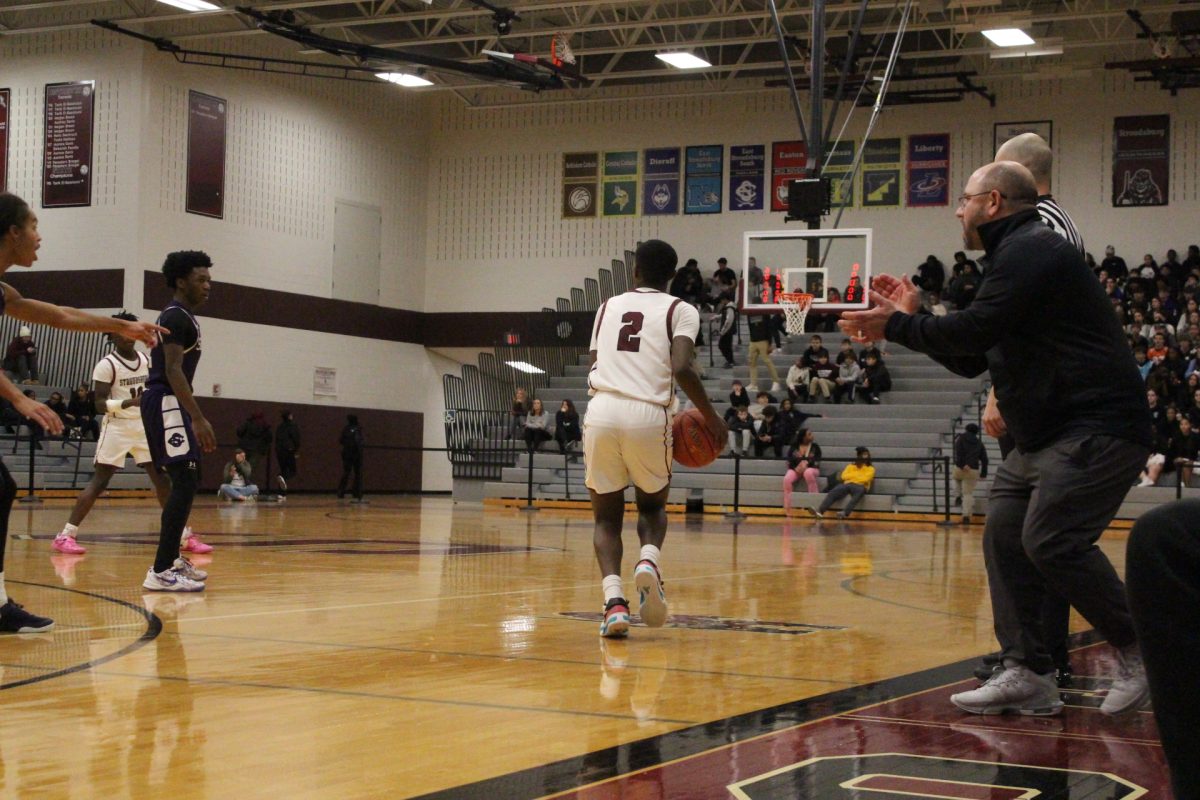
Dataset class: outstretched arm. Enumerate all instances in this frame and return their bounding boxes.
[1,282,166,347]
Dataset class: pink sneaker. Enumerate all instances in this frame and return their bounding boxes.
[52,534,86,555]
[181,533,213,554]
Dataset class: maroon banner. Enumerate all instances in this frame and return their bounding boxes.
[0,89,9,193]
[1113,114,1169,207]
[187,90,227,218]
[42,81,95,208]
[770,141,808,212]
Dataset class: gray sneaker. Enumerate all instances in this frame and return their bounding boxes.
[950,664,1063,716]
[1101,646,1150,716]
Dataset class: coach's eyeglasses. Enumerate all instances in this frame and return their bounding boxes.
[956,191,1007,209]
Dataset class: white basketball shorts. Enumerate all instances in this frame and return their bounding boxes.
[94,416,152,467]
[583,392,673,495]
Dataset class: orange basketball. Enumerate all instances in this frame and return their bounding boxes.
[673,408,720,468]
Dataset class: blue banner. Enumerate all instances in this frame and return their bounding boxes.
[684,145,723,214]
[907,134,950,207]
[642,147,680,215]
[728,144,764,211]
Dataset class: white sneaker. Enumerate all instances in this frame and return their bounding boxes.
[1101,646,1151,715]
[950,664,1063,716]
[143,567,206,593]
[1137,477,1155,488]
[173,556,208,582]
[770,382,782,393]
[634,559,668,627]
[746,384,759,393]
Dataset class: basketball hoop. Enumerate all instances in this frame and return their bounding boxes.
[779,292,814,336]
[551,32,576,66]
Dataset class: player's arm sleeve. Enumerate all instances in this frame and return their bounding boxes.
[92,358,115,385]
[673,303,701,342]
[159,307,197,348]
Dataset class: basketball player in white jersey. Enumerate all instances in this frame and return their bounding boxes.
[51,312,211,557]
[585,239,726,638]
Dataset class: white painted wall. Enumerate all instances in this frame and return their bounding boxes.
[423,73,1200,312]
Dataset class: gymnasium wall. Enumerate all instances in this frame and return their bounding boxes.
[0,31,454,490]
[423,72,1200,313]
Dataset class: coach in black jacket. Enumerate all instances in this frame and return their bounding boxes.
[841,161,1152,718]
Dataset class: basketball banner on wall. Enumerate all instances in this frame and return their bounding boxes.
[861,137,901,207]
[562,152,598,218]
[43,81,95,208]
[0,89,9,193]
[684,145,722,214]
[642,147,680,215]
[907,133,949,207]
[771,140,808,212]
[824,139,855,207]
[186,91,227,219]
[1113,115,1169,207]
[729,145,764,211]
[602,150,638,216]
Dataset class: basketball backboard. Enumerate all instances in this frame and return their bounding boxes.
[740,228,872,313]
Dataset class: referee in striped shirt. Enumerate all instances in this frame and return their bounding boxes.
[975,131,1087,687]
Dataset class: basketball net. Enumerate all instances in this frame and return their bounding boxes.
[779,292,814,336]
[551,32,576,66]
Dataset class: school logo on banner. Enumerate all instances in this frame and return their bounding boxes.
[684,145,723,214]
[603,150,638,216]
[1113,115,1169,207]
[771,140,809,212]
[861,137,901,208]
[562,152,598,218]
[824,140,855,207]
[729,145,765,211]
[907,134,950,207]
[642,148,680,215]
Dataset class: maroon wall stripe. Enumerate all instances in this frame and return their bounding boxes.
[5,269,125,308]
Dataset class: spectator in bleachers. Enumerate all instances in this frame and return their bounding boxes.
[808,353,837,403]
[951,250,977,279]
[65,385,99,441]
[857,351,892,404]
[1170,416,1200,486]
[1104,277,1124,305]
[1183,244,1200,273]
[715,294,737,368]
[834,338,857,365]
[926,290,949,316]
[775,397,802,447]
[726,407,754,457]
[669,258,704,307]
[809,446,875,520]
[1148,332,1168,364]
[748,390,779,425]
[45,391,69,430]
[782,399,823,434]
[1147,388,1168,436]
[522,398,553,452]
[785,357,808,402]
[912,254,945,294]
[509,388,530,438]
[859,339,886,364]
[728,380,750,409]
[754,405,785,458]
[1133,348,1152,380]
[947,260,982,308]
[218,448,259,502]
[745,314,782,393]
[713,257,737,302]
[746,256,764,303]
[20,389,43,449]
[834,352,860,404]
[1138,442,1167,487]
[1085,252,1097,272]
[554,399,581,457]
[1127,309,1151,343]
[1140,253,1158,278]
[3,326,39,384]
[1101,245,1128,280]
[782,428,822,512]
[953,423,989,524]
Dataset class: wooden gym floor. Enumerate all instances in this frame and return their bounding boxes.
[0,496,1169,798]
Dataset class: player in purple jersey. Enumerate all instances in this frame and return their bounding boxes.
[141,251,216,593]
[0,193,165,631]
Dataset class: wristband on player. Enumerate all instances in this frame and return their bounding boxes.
[106,398,124,414]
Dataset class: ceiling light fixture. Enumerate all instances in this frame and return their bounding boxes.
[376,72,434,87]
[655,52,712,69]
[990,44,1064,58]
[982,28,1036,47]
[156,0,220,11]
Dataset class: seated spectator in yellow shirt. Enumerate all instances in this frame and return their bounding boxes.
[809,446,875,519]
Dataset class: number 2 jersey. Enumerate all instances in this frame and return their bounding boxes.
[588,288,700,408]
[92,351,149,420]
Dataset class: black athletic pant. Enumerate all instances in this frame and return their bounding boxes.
[338,455,363,500]
[718,331,735,365]
[277,450,297,494]
[0,460,17,574]
[1128,501,1200,800]
[153,461,198,573]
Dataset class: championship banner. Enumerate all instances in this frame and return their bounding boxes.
[562,151,598,218]
[186,91,227,219]
[771,140,808,212]
[907,133,949,207]
[43,81,95,208]
[824,139,855,207]
[729,144,765,211]
[602,150,638,217]
[0,89,9,193]
[861,137,901,207]
[684,145,722,214]
[1113,115,1169,207]
[642,147,680,216]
